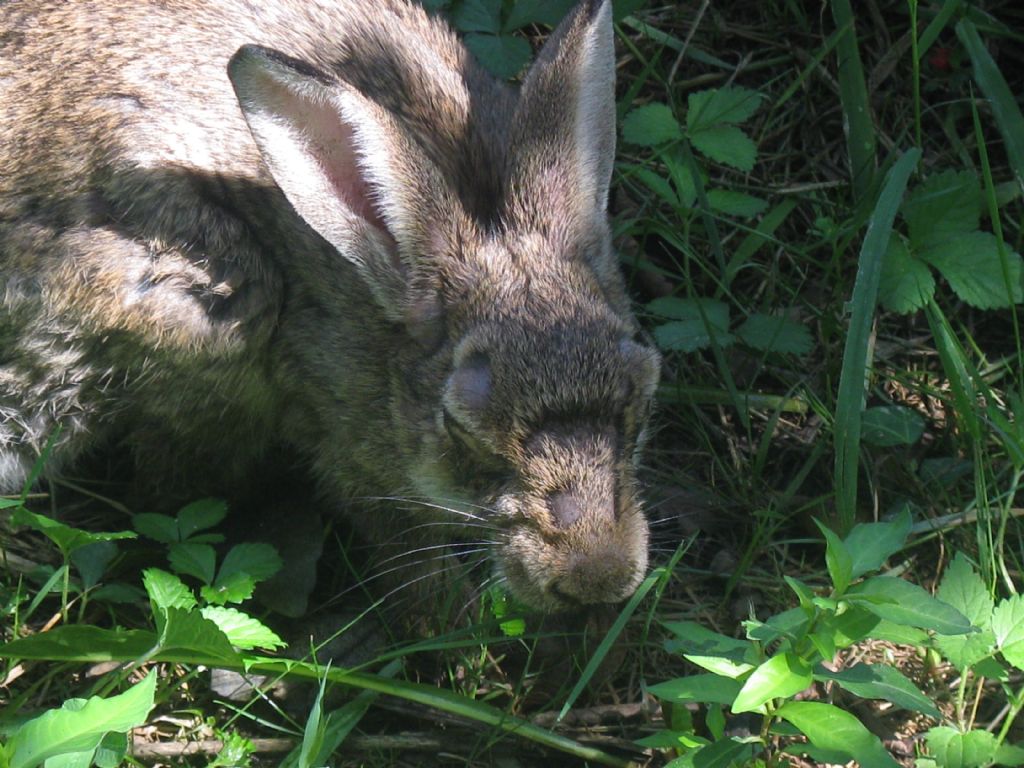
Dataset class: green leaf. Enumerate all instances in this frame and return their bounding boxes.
[199,607,286,651]
[663,620,754,679]
[132,513,180,543]
[689,125,756,172]
[937,627,996,672]
[903,170,981,250]
[650,298,733,352]
[879,233,936,314]
[921,231,1023,309]
[816,520,853,595]
[627,165,678,207]
[622,103,683,147]
[745,607,808,645]
[142,568,196,612]
[686,87,763,130]
[732,652,812,713]
[464,33,532,79]
[991,595,1024,670]
[777,701,899,767]
[200,573,257,606]
[926,726,999,768]
[735,313,812,356]
[843,506,912,579]
[450,0,501,33]
[6,672,155,768]
[937,553,993,628]
[847,577,972,634]
[168,542,216,585]
[505,0,575,29]
[177,498,228,541]
[860,405,926,447]
[706,190,768,219]
[814,663,941,718]
[158,607,240,663]
[71,540,119,590]
[0,626,156,662]
[217,542,282,584]
[10,507,135,557]
[691,737,756,768]
[647,674,742,706]
[819,605,881,649]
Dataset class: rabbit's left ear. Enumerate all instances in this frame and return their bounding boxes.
[504,0,616,226]
[228,46,444,319]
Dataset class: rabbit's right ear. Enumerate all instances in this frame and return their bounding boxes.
[228,46,444,323]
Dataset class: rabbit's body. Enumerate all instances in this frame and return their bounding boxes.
[1,0,661,613]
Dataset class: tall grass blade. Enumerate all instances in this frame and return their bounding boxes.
[957,19,1024,184]
[834,149,921,532]
[831,0,878,199]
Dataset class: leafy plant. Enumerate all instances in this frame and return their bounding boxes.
[880,169,1023,314]
[642,509,993,767]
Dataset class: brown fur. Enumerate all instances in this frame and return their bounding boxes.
[0,0,661,613]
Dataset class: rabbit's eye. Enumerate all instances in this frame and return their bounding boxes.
[443,409,509,485]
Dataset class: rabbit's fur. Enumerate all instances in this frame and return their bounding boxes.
[0,0,661,613]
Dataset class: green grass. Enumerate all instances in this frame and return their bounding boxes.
[4,0,1024,765]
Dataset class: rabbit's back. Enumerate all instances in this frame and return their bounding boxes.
[0,0,487,492]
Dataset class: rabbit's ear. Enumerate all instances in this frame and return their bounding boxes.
[505,0,615,227]
[228,46,442,319]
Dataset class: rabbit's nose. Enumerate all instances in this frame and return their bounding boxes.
[548,550,634,606]
[547,490,615,528]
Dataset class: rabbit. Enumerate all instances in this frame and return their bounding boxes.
[0,0,661,615]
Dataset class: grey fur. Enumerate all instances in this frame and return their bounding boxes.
[0,0,661,612]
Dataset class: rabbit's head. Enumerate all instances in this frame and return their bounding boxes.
[229,0,660,611]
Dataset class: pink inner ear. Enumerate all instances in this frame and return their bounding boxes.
[287,88,387,234]
[451,353,492,413]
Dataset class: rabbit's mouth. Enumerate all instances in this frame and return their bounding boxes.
[489,491,650,612]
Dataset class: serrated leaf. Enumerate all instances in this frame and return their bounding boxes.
[879,233,935,314]
[450,0,501,33]
[815,663,941,718]
[848,577,972,634]
[200,573,257,606]
[706,190,768,218]
[648,674,742,706]
[199,607,286,651]
[777,701,899,767]
[861,405,926,447]
[938,553,994,627]
[921,231,1023,309]
[733,652,812,713]
[505,0,575,29]
[844,506,912,579]
[6,672,155,768]
[991,595,1024,669]
[464,33,532,79]
[735,313,813,355]
[177,498,228,541]
[903,170,981,250]
[142,568,196,612]
[132,513,180,543]
[217,542,282,584]
[168,542,216,585]
[926,726,999,768]
[687,87,763,130]
[936,628,996,672]
[689,125,757,171]
[650,298,732,352]
[622,103,683,147]
[158,607,239,663]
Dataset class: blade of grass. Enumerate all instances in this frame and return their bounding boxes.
[957,18,1024,183]
[918,0,961,56]
[834,149,920,532]
[557,545,687,722]
[726,199,797,286]
[831,0,878,200]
